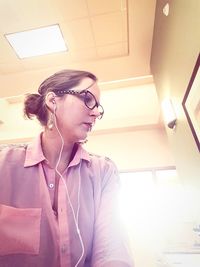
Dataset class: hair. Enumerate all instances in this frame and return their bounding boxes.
[24,69,97,126]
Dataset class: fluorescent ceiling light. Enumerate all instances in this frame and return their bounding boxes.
[5,24,67,59]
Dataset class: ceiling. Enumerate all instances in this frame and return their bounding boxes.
[0,0,162,139]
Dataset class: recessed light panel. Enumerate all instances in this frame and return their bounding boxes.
[5,24,67,59]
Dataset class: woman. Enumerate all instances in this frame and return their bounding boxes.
[0,70,133,267]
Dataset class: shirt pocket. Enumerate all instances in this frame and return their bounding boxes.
[0,204,41,255]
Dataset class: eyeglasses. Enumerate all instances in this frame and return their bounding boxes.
[54,89,104,119]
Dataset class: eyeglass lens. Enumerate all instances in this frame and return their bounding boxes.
[84,91,104,119]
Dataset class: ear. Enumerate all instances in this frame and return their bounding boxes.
[45,92,56,112]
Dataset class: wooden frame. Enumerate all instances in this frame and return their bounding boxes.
[182,53,200,152]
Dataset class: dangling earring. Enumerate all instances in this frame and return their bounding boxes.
[47,113,54,130]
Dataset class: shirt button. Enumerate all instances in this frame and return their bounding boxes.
[49,183,54,189]
[53,210,58,216]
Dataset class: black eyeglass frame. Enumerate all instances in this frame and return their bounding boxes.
[53,89,104,119]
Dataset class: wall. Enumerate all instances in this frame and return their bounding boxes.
[0,98,42,143]
[151,0,200,186]
[151,2,200,265]
[86,127,174,171]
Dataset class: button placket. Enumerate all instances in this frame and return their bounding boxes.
[58,175,71,266]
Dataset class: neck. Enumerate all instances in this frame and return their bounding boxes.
[41,130,75,169]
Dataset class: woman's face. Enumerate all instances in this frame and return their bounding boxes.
[55,77,102,142]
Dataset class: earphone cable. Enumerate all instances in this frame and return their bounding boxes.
[53,109,85,266]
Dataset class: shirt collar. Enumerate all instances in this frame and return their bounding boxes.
[24,133,45,167]
[24,132,91,167]
[68,143,91,168]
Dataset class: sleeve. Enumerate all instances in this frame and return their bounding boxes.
[91,158,134,267]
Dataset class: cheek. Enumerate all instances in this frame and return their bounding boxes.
[68,106,87,124]
[57,100,89,126]
[75,104,89,117]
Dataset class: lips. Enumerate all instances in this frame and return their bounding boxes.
[83,122,94,131]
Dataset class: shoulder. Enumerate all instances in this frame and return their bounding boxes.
[0,143,28,164]
[0,143,28,151]
[88,152,119,184]
[89,152,117,170]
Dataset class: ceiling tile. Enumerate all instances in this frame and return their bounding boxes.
[87,0,127,15]
[0,0,89,34]
[91,11,128,46]
[0,62,25,75]
[20,52,72,71]
[96,42,128,58]
[0,35,19,64]
[58,0,89,20]
[0,0,61,33]
[70,47,97,61]
[20,48,97,71]
[0,0,156,105]
[61,19,95,50]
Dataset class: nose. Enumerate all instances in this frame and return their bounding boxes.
[90,105,101,119]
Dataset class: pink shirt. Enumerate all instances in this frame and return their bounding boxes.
[0,134,133,267]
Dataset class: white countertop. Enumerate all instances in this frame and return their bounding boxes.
[157,253,200,267]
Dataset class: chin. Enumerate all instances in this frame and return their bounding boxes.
[75,131,88,143]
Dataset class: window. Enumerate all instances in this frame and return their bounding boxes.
[119,168,180,252]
